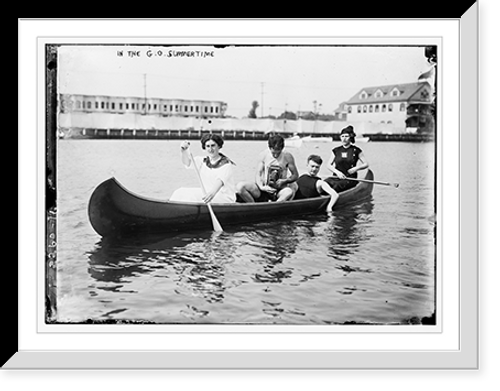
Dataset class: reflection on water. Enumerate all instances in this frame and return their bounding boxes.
[246,223,299,285]
[327,200,376,276]
[327,198,374,259]
[89,231,236,308]
[85,199,384,324]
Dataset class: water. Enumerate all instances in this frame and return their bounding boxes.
[55,139,436,324]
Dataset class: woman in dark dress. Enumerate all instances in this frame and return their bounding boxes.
[324,125,369,192]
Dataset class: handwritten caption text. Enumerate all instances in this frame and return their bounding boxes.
[117,49,215,58]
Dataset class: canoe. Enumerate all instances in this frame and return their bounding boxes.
[88,170,374,238]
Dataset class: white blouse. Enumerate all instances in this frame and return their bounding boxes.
[170,155,236,203]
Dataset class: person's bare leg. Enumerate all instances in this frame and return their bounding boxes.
[236,182,260,203]
[275,187,293,202]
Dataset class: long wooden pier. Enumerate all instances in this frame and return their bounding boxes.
[58,128,434,142]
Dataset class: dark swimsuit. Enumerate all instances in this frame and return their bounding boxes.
[324,145,362,192]
[295,174,321,199]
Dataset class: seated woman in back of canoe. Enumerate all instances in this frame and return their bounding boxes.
[170,134,237,204]
[295,154,339,212]
[324,125,369,192]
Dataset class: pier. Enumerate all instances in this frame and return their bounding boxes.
[60,128,434,142]
[74,128,271,141]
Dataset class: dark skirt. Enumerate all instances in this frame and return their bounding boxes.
[324,176,358,193]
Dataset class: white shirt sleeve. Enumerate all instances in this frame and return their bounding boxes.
[217,162,235,185]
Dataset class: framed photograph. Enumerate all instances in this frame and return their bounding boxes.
[47,41,441,330]
[10,10,478,369]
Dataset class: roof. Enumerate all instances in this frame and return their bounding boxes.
[333,102,347,113]
[345,82,432,105]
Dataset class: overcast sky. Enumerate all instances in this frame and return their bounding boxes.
[58,44,432,118]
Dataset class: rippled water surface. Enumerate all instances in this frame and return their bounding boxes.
[55,139,436,324]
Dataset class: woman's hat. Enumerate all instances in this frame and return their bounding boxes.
[340,125,356,137]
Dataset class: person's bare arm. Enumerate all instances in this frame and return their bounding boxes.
[180,140,192,167]
[255,156,276,193]
[326,151,345,179]
[317,180,339,212]
[347,152,369,175]
[275,152,299,188]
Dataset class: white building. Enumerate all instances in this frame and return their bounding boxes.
[333,102,348,121]
[344,82,433,131]
[59,94,228,118]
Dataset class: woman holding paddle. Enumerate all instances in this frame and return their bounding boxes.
[324,125,370,192]
[170,134,237,204]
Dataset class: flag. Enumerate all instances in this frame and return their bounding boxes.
[418,64,436,84]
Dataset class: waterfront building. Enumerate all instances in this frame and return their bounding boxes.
[333,102,348,121]
[59,94,228,118]
[343,82,433,132]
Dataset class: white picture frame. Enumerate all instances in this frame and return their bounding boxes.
[11,3,479,369]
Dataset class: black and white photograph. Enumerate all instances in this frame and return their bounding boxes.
[10,7,493,388]
[46,42,438,326]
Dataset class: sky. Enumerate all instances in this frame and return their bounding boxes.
[58,44,432,118]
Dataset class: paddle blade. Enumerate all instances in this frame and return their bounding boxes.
[212,217,223,232]
[208,204,223,232]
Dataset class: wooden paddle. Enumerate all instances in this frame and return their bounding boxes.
[189,151,223,232]
[345,177,399,188]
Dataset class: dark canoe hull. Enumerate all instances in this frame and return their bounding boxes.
[88,170,374,238]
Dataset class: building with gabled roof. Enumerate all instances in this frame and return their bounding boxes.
[344,81,433,133]
[333,102,348,121]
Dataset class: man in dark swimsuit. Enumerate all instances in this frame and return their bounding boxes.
[295,154,339,212]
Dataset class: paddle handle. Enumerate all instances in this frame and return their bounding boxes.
[345,176,399,188]
[188,151,223,232]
